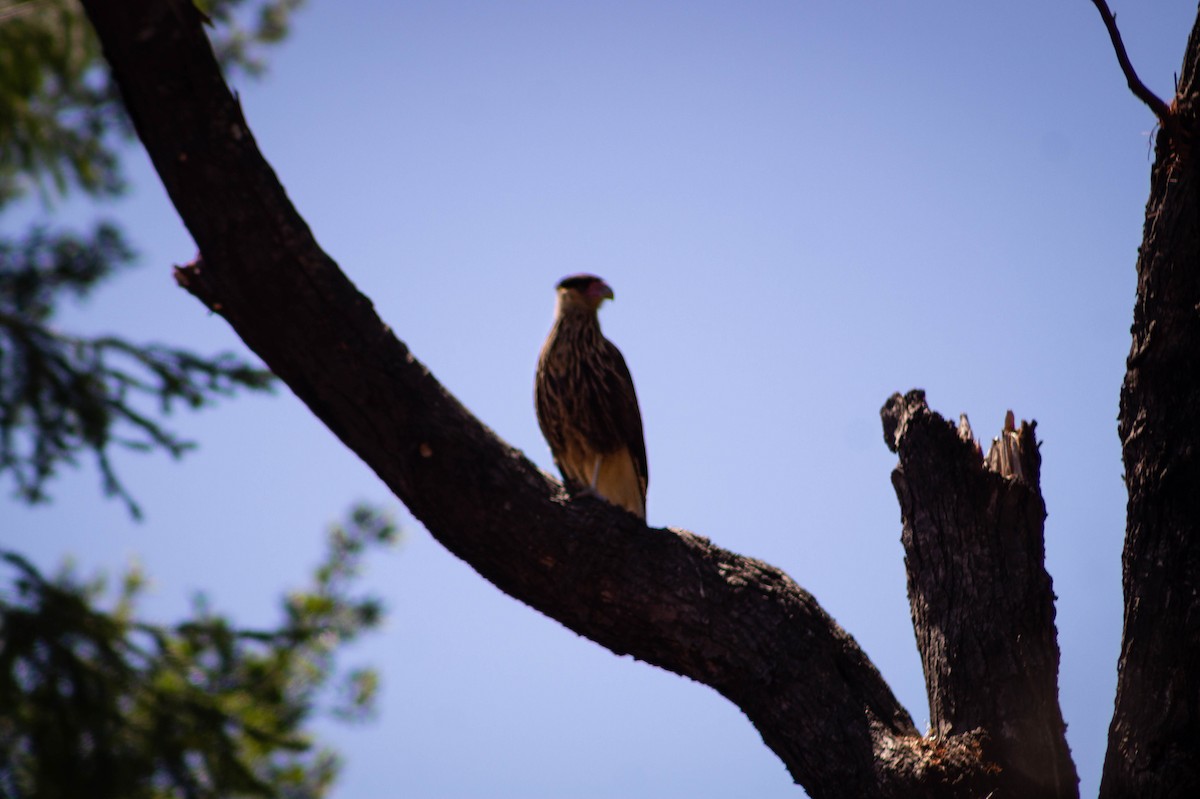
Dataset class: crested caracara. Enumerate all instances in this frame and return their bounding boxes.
[535,274,648,518]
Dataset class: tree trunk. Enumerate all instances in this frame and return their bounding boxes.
[1103,11,1200,799]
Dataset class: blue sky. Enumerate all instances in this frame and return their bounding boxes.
[6,1,1194,796]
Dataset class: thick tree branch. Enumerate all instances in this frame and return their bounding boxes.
[1089,0,1172,120]
[1103,9,1200,799]
[883,391,1077,799]
[76,2,973,796]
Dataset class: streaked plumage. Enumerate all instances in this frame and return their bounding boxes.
[535,274,648,518]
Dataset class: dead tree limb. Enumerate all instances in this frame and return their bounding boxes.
[1089,0,1172,120]
[883,391,1078,799]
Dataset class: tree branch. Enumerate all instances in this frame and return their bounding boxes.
[883,391,1078,799]
[77,2,967,796]
[1089,0,1172,120]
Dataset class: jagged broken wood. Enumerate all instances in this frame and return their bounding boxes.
[883,391,1077,799]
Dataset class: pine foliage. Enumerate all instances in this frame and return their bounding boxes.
[0,505,396,799]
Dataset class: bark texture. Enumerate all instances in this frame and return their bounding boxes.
[883,392,1077,799]
[1103,11,1200,799]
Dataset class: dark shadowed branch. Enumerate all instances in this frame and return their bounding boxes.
[1089,0,1172,120]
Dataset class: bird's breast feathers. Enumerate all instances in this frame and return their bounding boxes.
[535,287,648,518]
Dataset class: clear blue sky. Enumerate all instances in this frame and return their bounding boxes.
[7,1,1194,796]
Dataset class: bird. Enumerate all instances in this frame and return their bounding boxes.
[535,274,648,518]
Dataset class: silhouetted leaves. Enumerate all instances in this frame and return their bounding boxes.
[0,0,308,510]
[0,222,274,514]
[0,0,123,205]
[0,7,399,799]
[0,0,308,205]
[0,504,396,799]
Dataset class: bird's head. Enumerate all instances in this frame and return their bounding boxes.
[555,274,614,314]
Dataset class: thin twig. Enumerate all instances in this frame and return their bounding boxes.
[1090,0,1172,120]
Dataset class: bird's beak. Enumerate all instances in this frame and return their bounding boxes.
[590,281,615,302]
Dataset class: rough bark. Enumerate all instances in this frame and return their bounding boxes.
[77,1,1083,796]
[883,392,1078,799]
[1103,10,1200,799]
